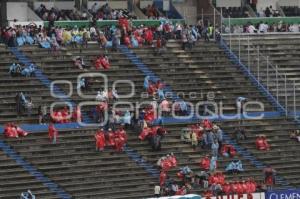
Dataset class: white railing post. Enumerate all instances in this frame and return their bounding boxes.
[220,9,223,34]
[267,56,269,89]
[276,65,279,101]
[285,74,287,116]
[248,35,250,71]
[257,46,260,81]
[229,16,231,50]
[294,80,296,119]
[213,8,216,40]
[238,34,241,61]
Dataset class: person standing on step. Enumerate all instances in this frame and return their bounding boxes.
[211,139,219,157]
[263,165,276,191]
[48,123,58,144]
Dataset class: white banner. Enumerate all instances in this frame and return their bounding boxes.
[9,21,44,28]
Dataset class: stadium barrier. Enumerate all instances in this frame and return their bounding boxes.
[43,19,185,28]
[223,17,300,26]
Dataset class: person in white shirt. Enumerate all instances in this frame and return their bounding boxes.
[247,25,257,33]
[259,22,269,33]
[154,185,160,197]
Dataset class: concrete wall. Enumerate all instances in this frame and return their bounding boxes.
[87,1,128,10]
[256,0,278,11]
[140,0,153,8]
[173,0,197,24]
[7,2,28,21]
[27,7,42,21]
[216,0,241,8]
[34,1,75,10]
[278,0,300,7]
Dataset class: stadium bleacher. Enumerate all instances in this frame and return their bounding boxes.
[1,0,300,198]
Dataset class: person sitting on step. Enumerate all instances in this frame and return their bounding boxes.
[73,56,86,70]
[21,64,35,77]
[256,135,270,150]
[290,130,300,142]
[9,62,22,76]
[226,159,244,174]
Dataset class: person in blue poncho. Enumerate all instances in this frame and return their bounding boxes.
[121,110,132,129]
[9,63,22,76]
[144,76,150,90]
[20,190,35,199]
[21,64,35,77]
[226,159,244,174]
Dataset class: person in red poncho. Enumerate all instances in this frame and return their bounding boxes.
[144,28,153,45]
[200,155,210,171]
[72,106,82,123]
[160,171,167,186]
[256,135,270,150]
[61,106,70,123]
[114,127,127,152]
[221,144,237,158]
[4,123,29,138]
[107,128,115,147]
[95,55,110,70]
[95,128,106,152]
[264,166,276,190]
[48,123,58,144]
[202,119,213,130]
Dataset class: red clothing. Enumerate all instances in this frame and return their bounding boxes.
[221,144,237,157]
[95,131,106,151]
[72,107,82,122]
[95,57,110,69]
[256,137,270,150]
[159,171,167,186]
[223,183,231,194]
[139,127,152,140]
[107,131,115,146]
[147,83,156,95]
[48,124,58,140]
[200,157,210,170]
[202,119,213,130]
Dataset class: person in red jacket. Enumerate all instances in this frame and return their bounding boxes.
[48,123,58,144]
[256,135,270,150]
[221,144,237,158]
[159,171,167,186]
[264,166,276,190]
[107,128,115,147]
[72,106,82,123]
[223,182,232,199]
[95,55,110,70]
[202,119,213,130]
[200,155,210,171]
[95,129,106,152]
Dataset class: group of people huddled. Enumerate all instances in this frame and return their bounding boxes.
[9,63,35,77]
[94,127,127,152]
[89,3,137,21]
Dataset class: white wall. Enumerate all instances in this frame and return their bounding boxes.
[34,1,75,10]
[88,1,128,10]
[256,0,278,11]
[173,0,197,24]
[27,7,42,21]
[140,0,153,8]
[278,0,299,7]
[7,2,28,21]
[216,0,241,8]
